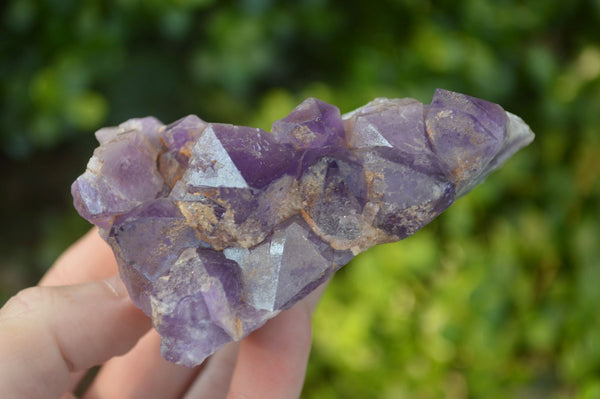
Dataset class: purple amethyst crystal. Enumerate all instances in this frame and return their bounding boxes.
[71,89,534,366]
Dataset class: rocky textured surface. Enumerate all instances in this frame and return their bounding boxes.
[71,89,534,366]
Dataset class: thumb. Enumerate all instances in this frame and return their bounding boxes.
[0,275,151,399]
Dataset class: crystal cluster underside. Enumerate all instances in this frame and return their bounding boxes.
[72,89,534,366]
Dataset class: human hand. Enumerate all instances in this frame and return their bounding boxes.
[0,229,324,399]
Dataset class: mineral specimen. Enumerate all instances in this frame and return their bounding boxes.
[71,89,534,366]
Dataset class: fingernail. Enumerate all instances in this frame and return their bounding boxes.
[102,274,129,298]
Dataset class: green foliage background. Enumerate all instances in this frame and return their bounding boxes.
[1,1,599,397]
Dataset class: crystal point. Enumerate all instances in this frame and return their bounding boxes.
[72,89,534,366]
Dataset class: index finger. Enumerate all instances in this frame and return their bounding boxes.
[40,228,118,286]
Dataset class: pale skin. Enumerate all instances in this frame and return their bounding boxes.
[0,228,326,399]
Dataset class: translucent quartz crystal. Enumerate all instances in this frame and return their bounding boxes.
[71,89,534,366]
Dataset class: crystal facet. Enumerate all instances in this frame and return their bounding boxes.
[72,89,534,366]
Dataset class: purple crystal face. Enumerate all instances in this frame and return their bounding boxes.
[71,89,534,366]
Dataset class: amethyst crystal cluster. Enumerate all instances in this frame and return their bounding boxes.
[72,89,534,366]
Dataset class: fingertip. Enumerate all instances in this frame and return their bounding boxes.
[41,228,118,287]
[227,301,313,399]
[101,274,130,299]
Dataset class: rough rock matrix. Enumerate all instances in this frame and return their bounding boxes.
[72,89,534,366]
